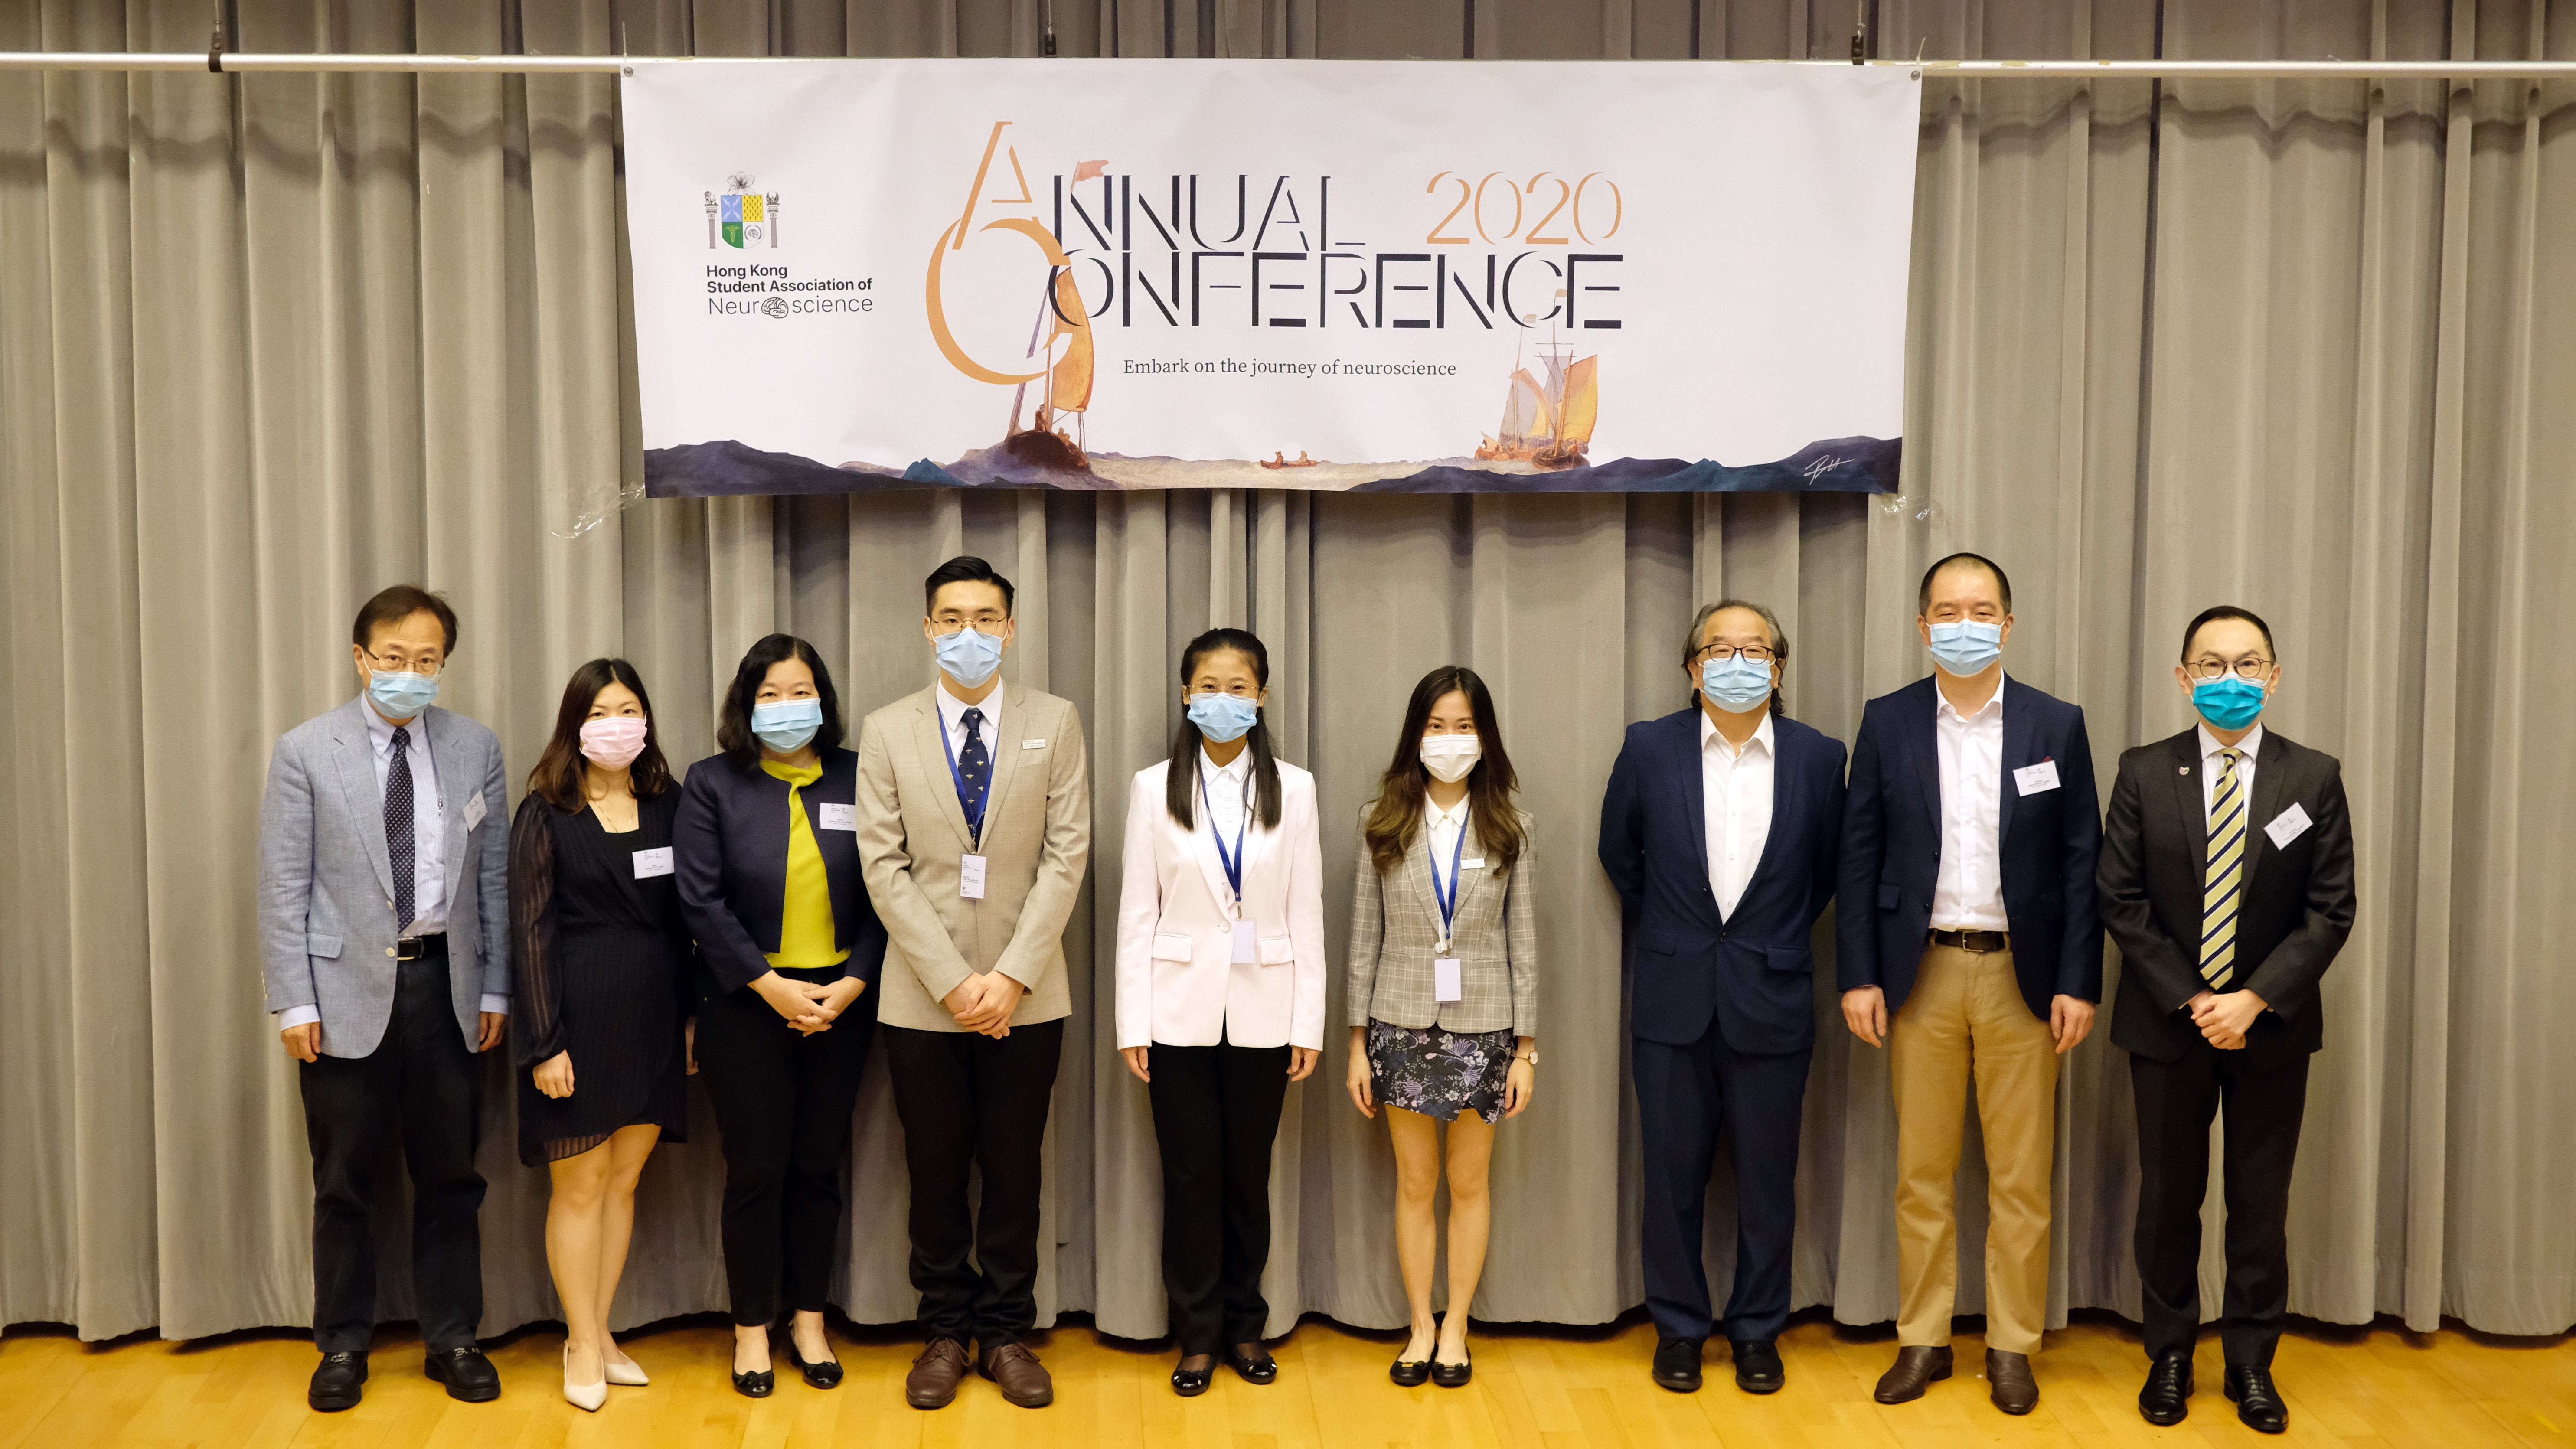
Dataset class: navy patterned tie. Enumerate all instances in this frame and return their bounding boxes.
[958,707,991,845]
[386,725,415,934]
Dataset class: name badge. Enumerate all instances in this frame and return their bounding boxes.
[818,803,857,831]
[1022,738,1048,749]
[2012,760,2061,796]
[462,790,487,830]
[1462,858,1486,871]
[1433,957,1463,1003]
[631,846,675,879]
[2264,802,2313,849]
[959,853,987,899]
[1232,920,1257,964]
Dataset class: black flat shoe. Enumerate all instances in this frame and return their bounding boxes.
[1171,1361,1214,1396]
[1224,1343,1279,1386]
[786,1341,843,1389]
[732,1367,775,1398]
[308,1351,368,1412]
[422,1345,500,1403]
[1389,1353,1432,1387]
[1429,1347,1472,1388]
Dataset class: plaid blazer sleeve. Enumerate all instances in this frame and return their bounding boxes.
[1505,814,1539,1036]
[1345,813,1387,1028]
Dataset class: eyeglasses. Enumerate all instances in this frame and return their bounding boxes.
[363,649,443,677]
[933,612,1007,630]
[2184,658,2272,682]
[1693,645,1779,666]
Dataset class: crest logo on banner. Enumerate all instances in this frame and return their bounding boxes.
[705,172,780,249]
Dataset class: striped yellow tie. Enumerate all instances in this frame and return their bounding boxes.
[2200,747,2245,990]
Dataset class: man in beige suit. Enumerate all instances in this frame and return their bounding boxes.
[855,556,1091,1413]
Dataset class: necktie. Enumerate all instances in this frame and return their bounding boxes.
[387,726,416,934]
[958,707,991,845]
[2199,747,2244,990]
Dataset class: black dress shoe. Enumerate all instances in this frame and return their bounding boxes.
[2225,1364,2289,1433]
[1224,1343,1279,1385]
[1429,1347,1472,1388]
[423,1345,500,1403]
[785,1340,843,1389]
[2138,1349,2193,1426]
[1652,1336,1704,1393]
[1172,1360,1214,1397]
[1730,1338,1784,1394]
[732,1366,775,1398]
[308,1351,368,1412]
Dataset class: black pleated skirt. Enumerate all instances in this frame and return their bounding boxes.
[516,927,690,1165]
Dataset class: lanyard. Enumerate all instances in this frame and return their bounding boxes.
[1199,764,1248,910]
[938,706,986,849]
[1429,811,1467,942]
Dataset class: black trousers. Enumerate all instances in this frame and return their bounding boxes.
[298,947,486,1354]
[2130,1044,2311,1366]
[1145,1037,1292,1355]
[695,969,878,1325]
[882,1019,1064,1346]
[1633,1022,1811,1344]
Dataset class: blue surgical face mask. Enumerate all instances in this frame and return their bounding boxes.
[1187,692,1261,744]
[935,625,1006,689]
[751,697,823,754]
[2192,673,2269,731]
[1701,655,1774,713]
[1926,619,2004,677]
[367,668,440,719]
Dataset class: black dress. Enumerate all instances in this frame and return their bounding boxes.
[508,789,695,1165]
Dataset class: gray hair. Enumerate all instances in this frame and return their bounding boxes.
[1682,599,1789,715]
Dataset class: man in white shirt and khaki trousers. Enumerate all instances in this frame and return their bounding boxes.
[1836,555,2103,1416]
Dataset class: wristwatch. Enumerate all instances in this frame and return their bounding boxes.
[1515,1049,1539,1067]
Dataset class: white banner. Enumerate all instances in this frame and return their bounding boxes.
[622,59,1919,495]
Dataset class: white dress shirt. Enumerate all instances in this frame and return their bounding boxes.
[1700,708,1776,919]
[280,698,504,1031]
[1425,792,1470,934]
[1930,677,2010,930]
[2197,721,2263,822]
[1198,744,1254,850]
[936,675,1007,757]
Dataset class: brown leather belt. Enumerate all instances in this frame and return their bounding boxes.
[1928,928,2008,953]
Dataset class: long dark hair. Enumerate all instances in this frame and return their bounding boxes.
[1164,627,1283,831]
[716,634,845,768]
[526,658,674,811]
[1363,665,1525,875]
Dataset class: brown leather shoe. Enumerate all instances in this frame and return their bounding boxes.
[904,1337,970,1409]
[979,1341,1055,1408]
[1873,1345,1953,1404]
[1986,1349,2040,1415]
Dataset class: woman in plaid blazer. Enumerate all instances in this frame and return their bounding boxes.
[1344,665,1539,1389]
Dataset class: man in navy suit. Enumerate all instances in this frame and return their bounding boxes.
[1600,600,1846,1397]
[1835,553,2102,1417]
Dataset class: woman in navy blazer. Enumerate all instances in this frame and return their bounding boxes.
[676,634,888,1399]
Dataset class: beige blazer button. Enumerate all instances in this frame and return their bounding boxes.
[386,947,397,957]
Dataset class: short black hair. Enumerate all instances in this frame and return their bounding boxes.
[924,555,1015,617]
[2181,605,2276,661]
[352,584,458,655]
[716,634,845,767]
[1917,552,2012,615]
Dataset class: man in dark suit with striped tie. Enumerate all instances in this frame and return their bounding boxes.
[2098,606,2356,1436]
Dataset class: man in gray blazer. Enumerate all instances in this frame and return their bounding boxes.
[256,586,510,1413]
[855,556,1090,1412]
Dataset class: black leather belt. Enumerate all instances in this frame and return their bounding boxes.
[394,934,447,961]
[1928,928,2008,953]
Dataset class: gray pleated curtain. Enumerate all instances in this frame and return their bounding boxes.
[2,0,2569,1347]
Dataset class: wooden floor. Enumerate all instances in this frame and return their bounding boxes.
[3,1309,2569,1448]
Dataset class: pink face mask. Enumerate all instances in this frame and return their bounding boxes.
[579,716,650,768]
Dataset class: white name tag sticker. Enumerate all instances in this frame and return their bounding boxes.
[1232,920,1258,964]
[462,790,487,829]
[1462,858,1486,871]
[2013,760,2062,796]
[1022,738,1047,749]
[1434,957,1464,1003]
[2264,802,2313,849]
[959,853,987,899]
[631,846,675,879]
[817,803,857,831]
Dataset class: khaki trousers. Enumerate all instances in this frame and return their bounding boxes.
[1888,942,2058,1354]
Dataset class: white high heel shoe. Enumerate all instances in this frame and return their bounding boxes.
[563,1342,608,1412]
[603,1341,649,1387]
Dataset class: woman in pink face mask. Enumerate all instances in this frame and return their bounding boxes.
[506,658,694,1410]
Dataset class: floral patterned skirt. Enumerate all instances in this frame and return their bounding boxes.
[1365,1018,1516,1124]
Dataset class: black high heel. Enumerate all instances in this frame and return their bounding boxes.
[785,1339,843,1390]
[731,1366,775,1398]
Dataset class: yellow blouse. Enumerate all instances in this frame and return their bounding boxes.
[761,759,849,971]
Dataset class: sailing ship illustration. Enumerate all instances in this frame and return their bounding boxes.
[1001,266,1094,472]
[1260,450,1318,469]
[1475,305,1598,470]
